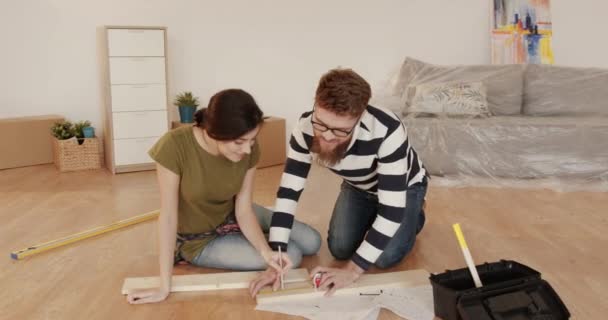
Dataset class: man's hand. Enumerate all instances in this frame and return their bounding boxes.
[310,260,365,296]
[261,248,293,274]
[249,267,281,297]
[126,287,170,304]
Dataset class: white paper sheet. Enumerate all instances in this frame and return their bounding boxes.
[256,285,435,320]
[373,285,435,320]
[256,294,379,320]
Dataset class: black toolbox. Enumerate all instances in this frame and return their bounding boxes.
[429,260,570,320]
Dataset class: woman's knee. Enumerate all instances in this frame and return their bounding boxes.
[291,222,322,256]
[300,228,321,256]
[286,242,303,268]
[193,234,268,270]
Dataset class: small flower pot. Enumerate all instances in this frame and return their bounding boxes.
[83,126,95,138]
[178,106,197,123]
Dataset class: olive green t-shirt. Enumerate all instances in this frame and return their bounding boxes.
[148,126,260,262]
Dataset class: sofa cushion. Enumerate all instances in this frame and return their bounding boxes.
[396,57,525,116]
[523,64,608,116]
[407,81,491,117]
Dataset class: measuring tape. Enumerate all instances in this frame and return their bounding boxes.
[312,272,324,290]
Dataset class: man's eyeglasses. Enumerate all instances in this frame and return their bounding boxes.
[310,107,358,138]
[310,119,355,137]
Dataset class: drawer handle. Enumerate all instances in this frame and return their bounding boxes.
[132,112,148,117]
[132,85,148,89]
[131,58,144,62]
[135,139,149,143]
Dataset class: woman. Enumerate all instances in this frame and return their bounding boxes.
[127,89,321,304]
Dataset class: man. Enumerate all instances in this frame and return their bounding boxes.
[249,68,427,297]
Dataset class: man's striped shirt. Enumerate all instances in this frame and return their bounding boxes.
[268,105,426,270]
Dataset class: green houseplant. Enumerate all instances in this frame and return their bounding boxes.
[51,120,76,140]
[73,120,92,140]
[174,91,200,123]
[51,120,92,144]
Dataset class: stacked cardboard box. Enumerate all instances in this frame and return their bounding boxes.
[171,116,286,168]
[0,115,64,169]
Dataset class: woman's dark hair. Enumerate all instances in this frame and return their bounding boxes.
[194,89,264,141]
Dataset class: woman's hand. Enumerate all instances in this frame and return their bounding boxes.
[126,287,170,304]
[249,268,281,297]
[248,248,292,298]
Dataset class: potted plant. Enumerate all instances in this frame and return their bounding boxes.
[51,120,76,140]
[174,91,200,123]
[73,120,92,142]
[51,119,102,171]
[51,120,94,144]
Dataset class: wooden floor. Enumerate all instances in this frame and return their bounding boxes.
[1,164,606,319]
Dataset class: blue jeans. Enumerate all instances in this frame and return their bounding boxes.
[192,204,321,270]
[328,179,427,269]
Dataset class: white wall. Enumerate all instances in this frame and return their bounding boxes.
[551,1,608,68]
[1,0,606,136]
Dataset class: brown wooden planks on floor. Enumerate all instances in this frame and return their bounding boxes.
[0,164,607,319]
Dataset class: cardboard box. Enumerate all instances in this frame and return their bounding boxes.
[256,117,286,168]
[171,117,286,168]
[171,121,195,129]
[0,115,64,170]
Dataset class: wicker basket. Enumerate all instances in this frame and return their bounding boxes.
[53,137,103,172]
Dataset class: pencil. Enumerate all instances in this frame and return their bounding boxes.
[278,246,285,290]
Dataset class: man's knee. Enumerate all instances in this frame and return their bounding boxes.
[374,242,415,269]
[374,254,405,269]
[328,239,357,260]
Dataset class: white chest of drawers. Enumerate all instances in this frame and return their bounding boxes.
[101,26,169,173]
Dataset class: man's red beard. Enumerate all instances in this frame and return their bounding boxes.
[310,135,350,167]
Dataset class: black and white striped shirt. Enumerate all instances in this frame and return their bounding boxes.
[268,105,426,270]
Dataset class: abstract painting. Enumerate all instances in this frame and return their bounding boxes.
[492,0,554,64]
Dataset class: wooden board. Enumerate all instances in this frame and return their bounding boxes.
[256,269,430,305]
[122,268,310,294]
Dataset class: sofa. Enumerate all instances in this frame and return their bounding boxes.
[378,57,608,182]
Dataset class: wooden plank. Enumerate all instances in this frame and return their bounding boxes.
[10,210,159,260]
[122,268,310,294]
[256,269,430,305]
